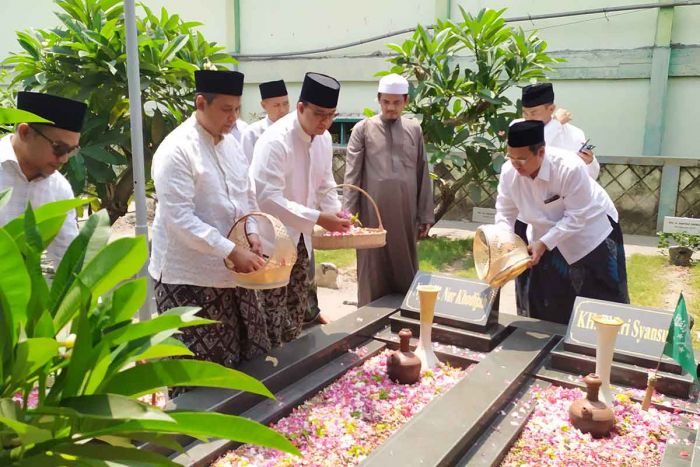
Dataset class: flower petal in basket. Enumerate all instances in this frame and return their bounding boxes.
[224,212,297,290]
[311,225,387,250]
[311,183,387,251]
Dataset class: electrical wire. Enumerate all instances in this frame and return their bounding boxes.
[235,1,700,60]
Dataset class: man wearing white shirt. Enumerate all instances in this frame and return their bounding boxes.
[519,83,599,179]
[495,121,629,324]
[0,91,86,266]
[240,80,290,163]
[252,72,351,345]
[230,113,248,143]
[150,69,268,368]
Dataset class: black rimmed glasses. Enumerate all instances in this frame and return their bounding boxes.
[29,125,80,158]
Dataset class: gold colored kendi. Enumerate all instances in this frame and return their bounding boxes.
[473,224,531,289]
[569,315,624,437]
[413,285,441,371]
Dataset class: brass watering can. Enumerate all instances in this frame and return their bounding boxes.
[473,224,531,289]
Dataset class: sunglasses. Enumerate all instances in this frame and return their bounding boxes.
[30,125,80,158]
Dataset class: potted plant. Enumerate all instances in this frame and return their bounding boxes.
[657,231,700,266]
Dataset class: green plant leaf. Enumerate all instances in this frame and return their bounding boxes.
[89,412,301,457]
[110,278,148,324]
[80,146,128,165]
[10,338,60,388]
[0,108,53,125]
[0,227,31,352]
[21,206,51,336]
[57,279,95,398]
[0,415,53,445]
[101,360,275,398]
[50,209,111,313]
[101,307,214,347]
[53,236,148,331]
[129,340,193,362]
[59,394,174,422]
[161,34,189,63]
[84,157,116,183]
[0,188,12,211]
[47,442,176,466]
[2,199,90,241]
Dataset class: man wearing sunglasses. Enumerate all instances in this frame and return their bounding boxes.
[0,91,87,265]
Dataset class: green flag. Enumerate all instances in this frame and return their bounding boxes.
[663,293,697,382]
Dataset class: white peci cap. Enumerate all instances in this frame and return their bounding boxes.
[377,74,409,94]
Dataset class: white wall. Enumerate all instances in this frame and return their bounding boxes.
[0,1,697,157]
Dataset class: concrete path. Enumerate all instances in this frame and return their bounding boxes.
[319,219,662,322]
[106,214,662,322]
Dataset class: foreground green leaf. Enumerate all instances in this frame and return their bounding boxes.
[59,394,174,422]
[101,360,275,399]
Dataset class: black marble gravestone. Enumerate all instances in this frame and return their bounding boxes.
[550,297,694,398]
[387,271,509,351]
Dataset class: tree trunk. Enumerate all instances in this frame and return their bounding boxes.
[432,163,470,223]
[105,167,134,224]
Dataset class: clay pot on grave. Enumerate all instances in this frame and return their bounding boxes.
[568,374,616,438]
[387,329,421,385]
[668,246,693,267]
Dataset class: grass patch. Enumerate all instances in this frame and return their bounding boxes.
[313,237,476,277]
[418,237,477,279]
[686,263,700,349]
[627,254,669,309]
[417,237,472,270]
[314,248,356,269]
[690,263,700,294]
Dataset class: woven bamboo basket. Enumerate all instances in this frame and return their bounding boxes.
[311,184,387,250]
[224,212,297,290]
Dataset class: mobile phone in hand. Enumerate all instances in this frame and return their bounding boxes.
[578,139,595,152]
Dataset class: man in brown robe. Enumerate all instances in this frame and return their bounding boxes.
[344,74,434,307]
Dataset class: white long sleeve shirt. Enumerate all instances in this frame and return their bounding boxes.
[511,118,599,179]
[149,115,258,288]
[544,118,599,180]
[495,147,617,265]
[251,111,340,254]
[0,134,78,265]
[230,119,248,143]
[240,116,272,164]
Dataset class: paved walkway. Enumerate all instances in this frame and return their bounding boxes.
[107,215,662,322]
[319,219,662,321]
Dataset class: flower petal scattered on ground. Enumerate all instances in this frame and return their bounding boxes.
[213,349,469,466]
[501,385,699,466]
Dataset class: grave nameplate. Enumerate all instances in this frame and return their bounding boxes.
[564,297,673,364]
[663,216,700,235]
[472,207,497,224]
[401,271,498,328]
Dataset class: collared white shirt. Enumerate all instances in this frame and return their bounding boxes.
[251,111,340,254]
[495,147,617,265]
[545,118,599,180]
[149,115,258,288]
[512,118,599,179]
[0,134,77,265]
[230,119,248,143]
[241,116,272,164]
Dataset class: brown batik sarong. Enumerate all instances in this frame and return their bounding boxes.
[258,237,310,346]
[154,282,271,368]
